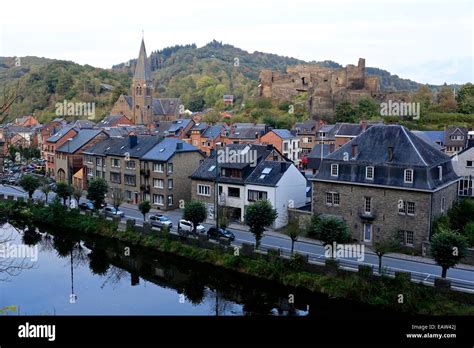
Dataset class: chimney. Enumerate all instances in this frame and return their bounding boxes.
[129,133,138,148]
[176,142,183,150]
[388,146,394,162]
[351,144,358,158]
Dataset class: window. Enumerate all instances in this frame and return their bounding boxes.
[153,163,164,172]
[95,170,101,178]
[153,194,164,205]
[193,140,198,146]
[126,160,136,169]
[153,178,164,189]
[86,167,93,177]
[325,192,340,206]
[124,175,136,186]
[168,179,173,189]
[331,164,339,177]
[110,172,121,183]
[112,158,120,168]
[365,166,374,180]
[364,197,372,214]
[198,185,211,196]
[96,157,102,166]
[248,190,268,202]
[399,230,414,247]
[85,156,93,164]
[398,200,415,216]
[404,169,413,183]
[467,161,473,167]
[438,166,442,180]
[363,223,372,242]
[441,197,446,213]
[125,190,132,200]
[167,195,173,206]
[406,202,415,216]
[168,163,173,174]
[228,187,240,198]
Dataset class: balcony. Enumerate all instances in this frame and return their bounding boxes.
[358,210,376,221]
[140,184,151,193]
[140,168,150,177]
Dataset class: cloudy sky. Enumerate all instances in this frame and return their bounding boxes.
[1,0,472,85]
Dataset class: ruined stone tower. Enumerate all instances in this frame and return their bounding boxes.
[132,39,154,126]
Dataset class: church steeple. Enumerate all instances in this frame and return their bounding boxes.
[132,38,153,126]
[134,39,152,81]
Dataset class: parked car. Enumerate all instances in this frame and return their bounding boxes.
[103,206,125,218]
[149,214,173,229]
[79,201,94,211]
[207,227,235,241]
[178,219,206,235]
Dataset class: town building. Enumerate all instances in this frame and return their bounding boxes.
[311,125,459,252]
[452,144,474,198]
[444,127,468,155]
[190,144,307,228]
[44,125,79,178]
[259,129,301,165]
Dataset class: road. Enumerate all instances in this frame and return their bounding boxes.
[1,184,474,292]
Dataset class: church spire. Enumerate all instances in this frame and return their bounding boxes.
[134,38,152,81]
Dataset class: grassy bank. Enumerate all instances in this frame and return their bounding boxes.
[1,199,474,315]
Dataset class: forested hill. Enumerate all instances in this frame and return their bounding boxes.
[1,40,427,122]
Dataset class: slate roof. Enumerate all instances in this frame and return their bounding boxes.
[228,124,267,139]
[190,144,277,185]
[152,98,179,116]
[56,129,104,154]
[294,119,317,133]
[245,160,292,186]
[335,123,366,137]
[313,125,459,191]
[444,127,468,147]
[142,138,201,161]
[123,95,133,107]
[102,127,130,138]
[412,131,444,151]
[47,125,77,143]
[307,144,332,170]
[134,39,152,81]
[202,125,222,140]
[272,129,296,139]
[99,115,126,127]
[73,120,95,129]
[166,119,193,135]
[83,135,161,158]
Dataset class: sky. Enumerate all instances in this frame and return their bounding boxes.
[0,0,472,85]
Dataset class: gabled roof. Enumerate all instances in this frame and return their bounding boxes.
[314,125,459,191]
[142,137,201,161]
[271,129,296,140]
[83,135,161,158]
[152,98,179,116]
[73,120,95,129]
[294,119,318,133]
[47,125,77,143]
[124,95,133,107]
[202,125,222,140]
[56,129,104,154]
[134,39,152,81]
[228,124,266,139]
[335,123,367,137]
[166,119,193,134]
[245,160,292,186]
[99,115,126,127]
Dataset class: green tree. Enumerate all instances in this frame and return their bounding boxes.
[463,222,474,247]
[335,101,357,123]
[86,178,108,210]
[447,199,474,232]
[412,85,433,115]
[356,96,379,119]
[183,200,207,235]
[110,188,124,212]
[431,227,468,278]
[285,217,301,254]
[306,214,321,238]
[437,84,457,112]
[19,174,40,199]
[72,187,83,206]
[372,232,400,273]
[244,200,278,249]
[138,200,151,222]
[456,83,474,114]
[40,181,51,204]
[55,182,73,205]
[316,217,351,249]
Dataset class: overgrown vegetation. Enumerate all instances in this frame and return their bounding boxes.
[0,199,473,315]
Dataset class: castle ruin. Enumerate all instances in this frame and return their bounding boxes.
[258,58,409,119]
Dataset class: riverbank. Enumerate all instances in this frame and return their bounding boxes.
[1,199,474,315]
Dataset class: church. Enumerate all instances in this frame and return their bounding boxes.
[110,39,181,126]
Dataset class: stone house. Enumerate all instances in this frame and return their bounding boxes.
[311,125,459,252]
[444,127,468,155]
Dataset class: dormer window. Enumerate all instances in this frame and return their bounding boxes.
[331,164,339,177]
[438,166,443,180]
[404,169,413,183]
[365,166,374,180]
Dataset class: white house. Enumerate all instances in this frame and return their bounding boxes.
[452,145,474,197]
